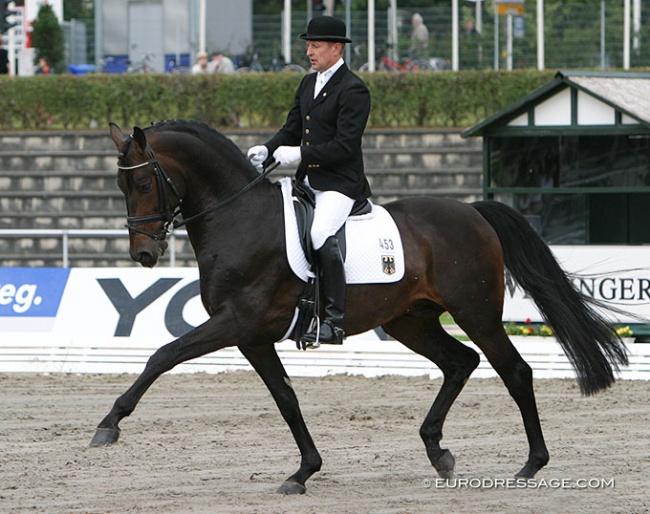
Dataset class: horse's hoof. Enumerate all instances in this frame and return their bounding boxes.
[90,427,121,447]
[515,464,538,480]
[433,449,455,479]
[276,480,306,495]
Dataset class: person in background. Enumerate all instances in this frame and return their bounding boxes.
[409,12,429,58]
[191,51,209,74]
[35,57,54,74]
[0,36,9,75]
[208,50,235,74]
[247,16,372,348]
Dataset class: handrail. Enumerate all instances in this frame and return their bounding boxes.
[0,229,189,267]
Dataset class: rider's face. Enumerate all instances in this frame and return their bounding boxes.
[306,41,342,73]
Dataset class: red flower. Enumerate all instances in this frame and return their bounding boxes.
[525,318,532,324]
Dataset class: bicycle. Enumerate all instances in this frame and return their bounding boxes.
[358,43,435,72]
[126,53,155,73]
[359,55,434,72]
[236,52,306,73]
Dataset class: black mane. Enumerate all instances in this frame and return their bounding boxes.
[146,119,254,173]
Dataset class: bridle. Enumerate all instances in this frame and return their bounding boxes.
[118,141,279,241]
[118,142,183,241]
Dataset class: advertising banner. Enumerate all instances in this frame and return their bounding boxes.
[1,245,649,377]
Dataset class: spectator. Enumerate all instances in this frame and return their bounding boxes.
[191,51,209,74]
[0,36,8,74]
[208,50,235,74]
[464,20,478,35]
[35,57,54,74]
[409,13,429,58]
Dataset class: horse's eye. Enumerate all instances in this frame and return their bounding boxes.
[139,182,153,194]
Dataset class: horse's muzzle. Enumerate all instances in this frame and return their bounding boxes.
[131,239,168,268]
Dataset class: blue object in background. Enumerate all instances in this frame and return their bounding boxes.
[0,268,71,317]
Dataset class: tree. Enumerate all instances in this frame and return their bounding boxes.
[64,0,94,22]
[31,3,65,72]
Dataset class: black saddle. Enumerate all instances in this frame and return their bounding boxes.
[287,180,371,348]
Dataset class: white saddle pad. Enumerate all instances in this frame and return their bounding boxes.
[279,178,405,284]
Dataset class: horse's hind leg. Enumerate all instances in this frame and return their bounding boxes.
[383,307,480,479]
[459,316,550,479]
[239,344,322,495]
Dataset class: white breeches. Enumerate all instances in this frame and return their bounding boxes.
[306,180,354,250]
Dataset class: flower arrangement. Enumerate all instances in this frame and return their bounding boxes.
[615,326,634,338]
[503,318,554,337]
[504,319,634,339]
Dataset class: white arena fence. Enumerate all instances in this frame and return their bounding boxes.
[0,229,189,267]
[2,332,649,381]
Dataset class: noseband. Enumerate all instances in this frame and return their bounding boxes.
[118,142,183,241]
[118,141,279,241]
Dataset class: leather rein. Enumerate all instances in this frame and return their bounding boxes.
[117,143,278,241]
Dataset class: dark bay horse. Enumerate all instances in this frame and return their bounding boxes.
[92,119,629,494]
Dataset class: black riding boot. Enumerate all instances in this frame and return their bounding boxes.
[302,235,346,345]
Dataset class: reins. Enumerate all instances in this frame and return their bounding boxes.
[118,142,279,240]
[173,160,280,229]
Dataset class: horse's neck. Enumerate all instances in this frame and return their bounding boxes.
[188,180,284,284]
[184,179,281,245]
[181,159,258,215]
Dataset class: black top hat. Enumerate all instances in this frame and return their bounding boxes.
[300,16,352,43]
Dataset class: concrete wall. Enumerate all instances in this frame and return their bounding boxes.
[0,128,482,267]
[98,0,252,63]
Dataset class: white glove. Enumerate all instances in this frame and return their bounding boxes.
[273,146,302,166]
[247,145,268,171]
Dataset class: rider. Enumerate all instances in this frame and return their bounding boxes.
[247,16,372,346]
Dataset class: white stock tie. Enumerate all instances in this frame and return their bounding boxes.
[314,71,330,98]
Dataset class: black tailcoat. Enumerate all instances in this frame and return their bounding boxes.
[265,63,372,201]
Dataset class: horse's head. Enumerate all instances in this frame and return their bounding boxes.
[110,122,183,267]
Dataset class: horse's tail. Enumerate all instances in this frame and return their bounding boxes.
[472,200,629,396]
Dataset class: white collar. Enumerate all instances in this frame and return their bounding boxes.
[317,58,344,82]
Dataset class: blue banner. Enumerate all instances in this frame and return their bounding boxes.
[0,268,71,317]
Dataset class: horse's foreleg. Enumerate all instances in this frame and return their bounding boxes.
[239,344,322,495]
[90,321,224,447]
[383,310,480,480]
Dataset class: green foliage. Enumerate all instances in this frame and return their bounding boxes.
[31,4,65,73]
[63,0,94,21]
[0,70,555,131]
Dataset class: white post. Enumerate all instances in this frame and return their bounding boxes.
[8,26,16,76]
[494,10,499,70]
[283,0,291,63]
[475,0,482,34]
[452,0,459,71]
[506,13,513,70]
[388,0,397,61]
[345,0,351,63]
[199,0,206,53]
[633,0,640,52]
[95,0,103,68]
[537,0,544,70]
[368,0,375,72]
[600,0,606,68]
[623,0,630,69]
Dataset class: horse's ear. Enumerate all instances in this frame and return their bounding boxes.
[132,126,148,152]
[109,122,127,152]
